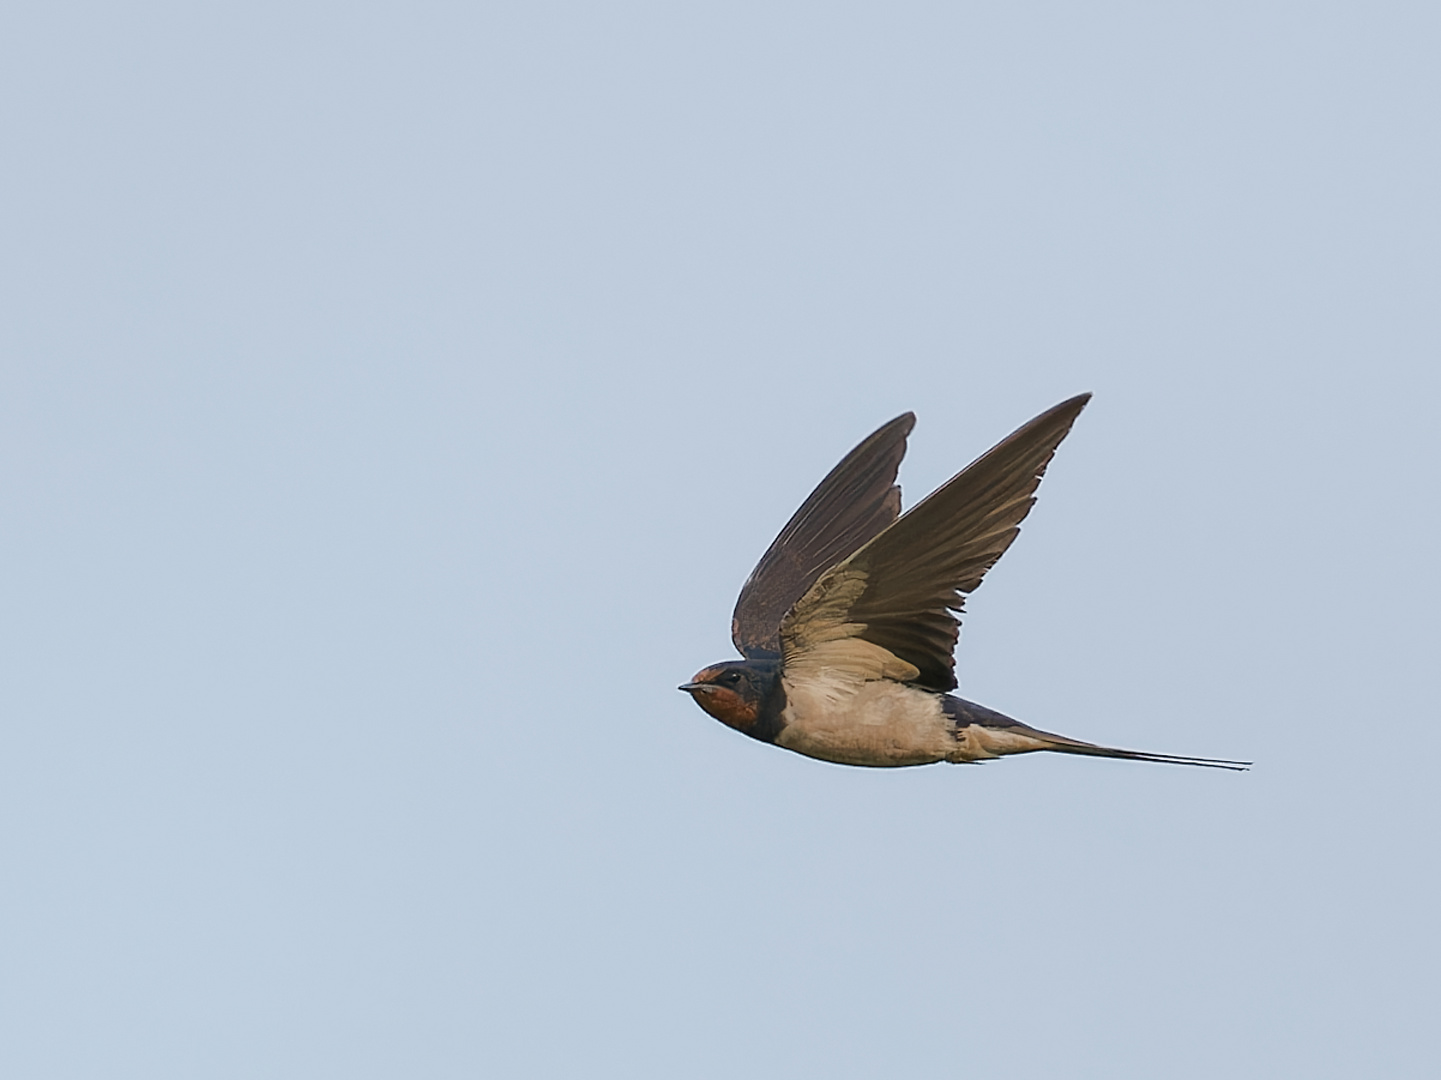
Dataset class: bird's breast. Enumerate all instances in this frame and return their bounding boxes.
[775,674,953,767]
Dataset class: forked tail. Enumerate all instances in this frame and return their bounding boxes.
[1035,735,1251,771]
[943,697,1250,770]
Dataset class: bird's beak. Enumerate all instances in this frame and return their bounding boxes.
[678,682,714,693]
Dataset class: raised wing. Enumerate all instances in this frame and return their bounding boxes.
[731,413,915,658]
[779,394,1091,691]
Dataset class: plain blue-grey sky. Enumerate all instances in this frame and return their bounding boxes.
[2,3,1438,1077]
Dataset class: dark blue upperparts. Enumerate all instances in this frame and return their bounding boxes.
[941,696,1023,729]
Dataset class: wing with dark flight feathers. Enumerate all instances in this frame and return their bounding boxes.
[779,394,1091,692]
[731,413,915,658]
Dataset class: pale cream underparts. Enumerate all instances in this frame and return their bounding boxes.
[776,668,1053,768]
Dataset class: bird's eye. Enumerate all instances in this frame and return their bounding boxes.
[722,672,742,685]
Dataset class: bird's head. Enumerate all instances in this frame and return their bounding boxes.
[678,659,780,732]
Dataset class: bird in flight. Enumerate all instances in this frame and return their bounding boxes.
[680,394,1248,771]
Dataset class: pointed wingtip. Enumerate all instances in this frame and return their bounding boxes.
[889,411,918,436]
[1053,391,1093,417]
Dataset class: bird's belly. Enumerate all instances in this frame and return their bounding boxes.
[776,677,952,767]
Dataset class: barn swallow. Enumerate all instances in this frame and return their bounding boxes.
[680,395,1248,770]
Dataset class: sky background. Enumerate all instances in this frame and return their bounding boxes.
[2,3,1438,1077]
